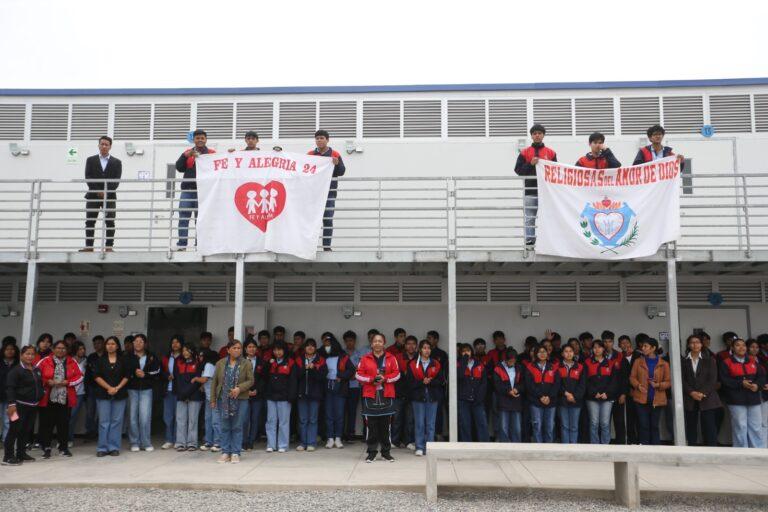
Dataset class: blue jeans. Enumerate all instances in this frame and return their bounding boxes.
[458,400,489,442]
[68,395,86,442]
[219,401,248,456]
[325,391,346,439]
[298,398,320,448]
[266,400,292,450]
[175,400,202,448]
[203,401,221,447]
[96,398,127,453]
[323,195,335,249]
[177,189,198,247]
[728,404,765,448]
[163,393,177,443]
[496,409,522,443]
[1,401,9,442]
[558,406,581,444]
[128,389,153,448]
[529,405,555,443]
[242,399,263,447]
[523,194,538,244]
[586,400,613,444]
[412,400,438,452]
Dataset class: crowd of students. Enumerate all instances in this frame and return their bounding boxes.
[1,327,767,466]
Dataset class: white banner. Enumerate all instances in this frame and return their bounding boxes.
[535,156,680,259]
[196,150,334,259]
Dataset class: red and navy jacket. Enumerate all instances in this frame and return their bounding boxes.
[355,351,400,399]
[524,360,560,407]
[514,144,557,196]
[583,356,618,401]
[556,361,586,408]
[173,357,204,402]
[245,356,265,401]
[308,147,345,196]
[457,356,487,403]
[407,358,444,403]
[632,145,684,172]
[485,347,506,370]
[718,355,766,406]
[265,357,297,402]
[295,354,327,401]
[325,353,355,397]
[492,363,525,412]
[386,343,405,357]
[396,352,418,398]
[175,146,216,190]
[575,148,621,169]
[37,355,84,408]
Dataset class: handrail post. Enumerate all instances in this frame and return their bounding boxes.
[740,175,752,258]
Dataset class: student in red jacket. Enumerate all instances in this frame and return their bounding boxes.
[584,340,618,444]
[524,344,560,443]
[355,333,400,463]
[632,125,685,169]
[38,340,84,458]
[265,341,297,453]
[492,348,524,442]
[514,124,557,246]
[457,344,489,442]
[719,338,766,448]
[557,344,586,444]
[173,344,205,451]
[576,132,621,169]
[295,339,327,451]
[394,335,418,450]
[407,339,443,456]
[308,129,346,251]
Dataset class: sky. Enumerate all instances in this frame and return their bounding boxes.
[1,0,767,90]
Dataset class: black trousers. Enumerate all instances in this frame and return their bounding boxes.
[4,404,37,460]
[40,402,70,451]
[612,401,627,444]
[85,200,116,247]
[365,415,392,455]
[625,399,639,444]
[684,405,719,446]
[343,387,361,440]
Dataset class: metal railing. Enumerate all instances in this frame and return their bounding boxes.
[1,174,767,256]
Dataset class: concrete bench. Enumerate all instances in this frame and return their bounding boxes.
[425,442,768,508]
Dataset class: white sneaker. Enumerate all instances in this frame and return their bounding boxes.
[217,454,231,464]
[130,446,140,452]
[161,442,173,450]
[307,446,316,452]
[266,447,274,453]
[211,445,221,452]
[415,449,424,456]
[230,454,240,464]
[68,441,74,448]
[144,446,154,452]
[334,437,344,449]
[199,445,210,451]
[325,438,335,449]
[277,448,286,453]
[296,445,305,451]
[406,443,416,451]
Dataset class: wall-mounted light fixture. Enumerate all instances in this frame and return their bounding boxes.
[125,142,144,157]
[345,140,363,155]
[342,305,362,319]
[646,305,667,320]
[9,143,30,156]
[520,304,540,319]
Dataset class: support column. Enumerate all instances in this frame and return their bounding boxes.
[234,256,245,342]
[21,260,38,346]
[447,257,458,442]
[666,257,686,446]
[614,461,640,509]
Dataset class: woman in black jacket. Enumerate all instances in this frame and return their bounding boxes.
[3,345,44,465]
[719,338,766,448]
[525,344,560,443]
[408,339,444,455]
[492,347,524,443]
[295,339,327,451]
[681,334,722,446]
[265,341,297,452]
[583,340,618,444]
[1,343,20,444]
[93,336,130,457]
[457,343,489,442]
[173,344,205,451]
[123,333,161,452]
[557,344,586,444]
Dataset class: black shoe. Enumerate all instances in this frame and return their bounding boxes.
[365,452,376,463]
[59,449,73,457]
[2,458,21,466]
[109,450,120,456]
[96,451,107,457]
[42,449,51,459]
[381,452,395,462]
[20,453,35,462]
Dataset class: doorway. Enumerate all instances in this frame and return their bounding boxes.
[147,307,208,350]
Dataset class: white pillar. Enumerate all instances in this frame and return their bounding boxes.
[447,257,458,442]
[666,257,686,446]
[21,260,38,346]
[234,256,245,342]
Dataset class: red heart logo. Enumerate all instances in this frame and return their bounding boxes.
[234,181,287,232]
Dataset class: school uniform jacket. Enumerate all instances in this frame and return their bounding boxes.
[523,360,560,408]
[583,356,619,401]
[457,357,486,403]
[295,354,327,401]
[407,358,444,403]
[492,363,525,412]
[355,352,400,399]
[556,361,586,408]
[325,353,355,397]
[173,358,204,402]
[718,355,766,406]
[37,355,84,408]
[265,357,297,402]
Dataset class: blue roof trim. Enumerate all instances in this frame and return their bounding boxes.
[1,78,767,96]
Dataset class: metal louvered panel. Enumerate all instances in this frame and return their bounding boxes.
[0,104,26,140]
[402,282,442,302]
[403,100,441,138]
[677,282,712,302]
[18,282,57,302]
[532,99,572,136]
[755,94,768,132]
[447,100,485,137]
[625,282,667,302]
[0,282,13,302]
[579,282,620,302]
[188,282,227,302]
[319,101,356,138]
[575,98,614,135]
[457,282,488,302]
[196,103,234,139]
[227,282,269,302]
[103,282,142,302]
[236,102,273,139]
[536,282,577,302]
[143,282,183,302]
[490,282,530,302]
[718,282,763,302]
[59,282,98,302]
[315,282,355,302]
[363,101,400,138]
[488,99,527,137]
[153,103,191,140]
[114,104,151,140]
[273,282,313,302]
[31,104,68,140]
[279,102,316,138]
[662,96,703,134]
[359,282,399,302]
[709,95,751,133]
[70,104,108,140]
[620,97,660,135]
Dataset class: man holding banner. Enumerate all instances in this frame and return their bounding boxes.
[514,124,557,247]
[308,130,346,251]
[175,129,216,250]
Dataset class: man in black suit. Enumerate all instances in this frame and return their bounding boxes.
[81,136,121,251]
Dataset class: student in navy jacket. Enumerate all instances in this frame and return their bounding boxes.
[3,346,43,466]
[457,344,489,442]
[308,129,346,250]
[576,132,621,169]
[614,335,637,444]
[719,338,766,448]
[174,129,216,249]
[242,339,264,451]
[583,340,618,444]
[173,345,205,451]
[407,339,444,455]
[514,124,558,246]
[123,333,160,452]
[632,125,685,170]
[295,339,327,451]
[322,335,354,449]
[524,344,560,443]
[265,341,297,452]
[492,348,525,443]
[556,344,586,444]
